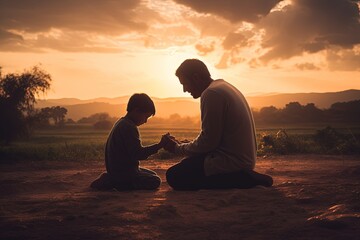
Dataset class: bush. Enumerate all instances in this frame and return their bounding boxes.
[314,126,360,154]
[258,126,360,156]
[258,130,306,155]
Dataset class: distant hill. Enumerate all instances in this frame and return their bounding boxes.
[36,96,195,107]
[35,89,360,121]
[247,89,360,110]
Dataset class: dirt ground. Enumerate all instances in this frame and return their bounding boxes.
[1,155,360,240]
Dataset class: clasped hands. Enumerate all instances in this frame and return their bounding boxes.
[159,133,190,153]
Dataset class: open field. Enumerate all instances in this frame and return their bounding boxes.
[1,155,360,240]
[1,123,360,163]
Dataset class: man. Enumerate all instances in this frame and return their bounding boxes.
[164,59,273,190]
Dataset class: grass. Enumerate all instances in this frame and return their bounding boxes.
[0,123,359,163]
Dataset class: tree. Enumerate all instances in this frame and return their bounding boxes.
[303,103,323,122]
[78,112,111,124]
[32,106,68,128]
[282,102,303,123]
[51,106,67,126]
[0,66,51,143]
[258,106,279,123]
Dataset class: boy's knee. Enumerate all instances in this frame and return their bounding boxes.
[150,175,161,189]
[90,172,113,190]
[134,175,161,190]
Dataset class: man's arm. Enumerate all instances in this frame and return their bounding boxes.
[175,90,225,155]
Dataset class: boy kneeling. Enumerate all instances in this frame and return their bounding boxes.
[91,93,168,191]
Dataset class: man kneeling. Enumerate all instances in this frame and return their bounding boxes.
[163,59,273,190]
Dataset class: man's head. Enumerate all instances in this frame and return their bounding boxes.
[127,93,155,126]
[175,59,212,99]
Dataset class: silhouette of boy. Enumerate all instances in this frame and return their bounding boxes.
[90,93,168,191]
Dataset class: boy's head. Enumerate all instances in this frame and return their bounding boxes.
[126,93,155,126]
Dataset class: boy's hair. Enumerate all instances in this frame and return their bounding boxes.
[175,59,211,80]
[127,93,156,116]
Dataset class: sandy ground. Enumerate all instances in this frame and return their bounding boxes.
[1,155,360,240]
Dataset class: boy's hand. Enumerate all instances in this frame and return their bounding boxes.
[159,133,170,147]
[158,133,177,153]
[168,135,181,144]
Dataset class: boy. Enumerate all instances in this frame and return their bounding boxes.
[90,93,168,191]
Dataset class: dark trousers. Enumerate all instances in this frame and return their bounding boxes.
[166,155,273,191]
[91,168,161,191]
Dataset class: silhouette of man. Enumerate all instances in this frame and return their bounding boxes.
[164,59,273,190]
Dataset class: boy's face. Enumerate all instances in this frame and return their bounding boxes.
[133,110,153,126]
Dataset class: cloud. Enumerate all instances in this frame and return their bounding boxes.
[295,62,321,71]
[1,0,359,73]
[185,14,234,37]
[259,0,360,62]
[222,32,249,50]
[0,29,34,52]
[195,41,215,55]
[215,52,231,69]
[0,0,161,52]
[0,0,148,34]
[174,0,281,23]
[143,25,197,49]
[326,48,360,71]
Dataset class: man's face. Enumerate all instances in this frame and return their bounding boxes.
[178,75,202,99]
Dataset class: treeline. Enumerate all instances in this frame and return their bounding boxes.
[253,100,360,124]
[75,113,200,129]
[62,100,360,129]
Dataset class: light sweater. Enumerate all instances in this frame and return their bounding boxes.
[175,79,257,176]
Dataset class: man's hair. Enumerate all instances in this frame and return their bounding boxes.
[175,59,211,80]
[127,93,156,116]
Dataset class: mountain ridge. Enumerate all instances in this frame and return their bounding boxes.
[35,89,360,121]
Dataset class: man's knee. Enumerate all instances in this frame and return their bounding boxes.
[165,165,178,188]
[166,165,199,191]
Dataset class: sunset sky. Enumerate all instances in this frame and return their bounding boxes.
[0,0,359,99]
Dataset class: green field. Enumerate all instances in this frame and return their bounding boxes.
[1,123,359,162]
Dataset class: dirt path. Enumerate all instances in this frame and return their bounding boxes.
[1,155,360,240]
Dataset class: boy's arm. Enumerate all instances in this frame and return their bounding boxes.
[135,143,162,160]
[131,133,169,160]
[134,133,169,160]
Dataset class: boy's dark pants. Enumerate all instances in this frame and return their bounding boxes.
[166,154,273,191]
[91,168,161,191]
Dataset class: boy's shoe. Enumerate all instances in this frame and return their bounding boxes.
[90,172,113,190]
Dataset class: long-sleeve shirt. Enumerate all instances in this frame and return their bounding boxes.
[175,79,257,176]
[105,116,160,179]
